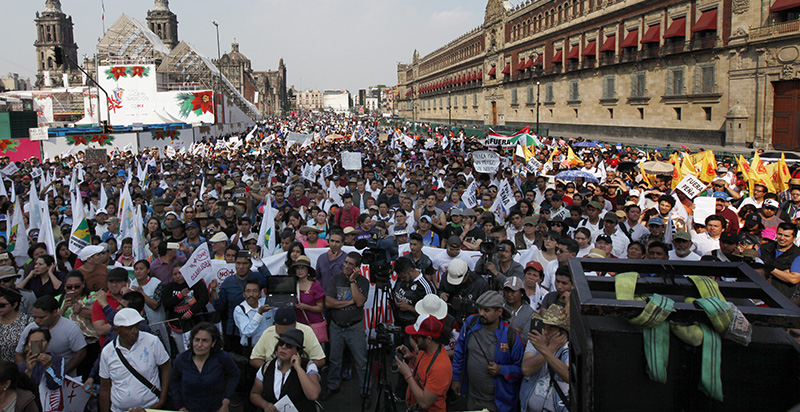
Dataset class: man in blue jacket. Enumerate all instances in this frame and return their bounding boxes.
[451,290,525,412]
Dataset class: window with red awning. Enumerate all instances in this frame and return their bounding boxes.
[641,25,661,44]
[582,41,597,56]
[501,63,511,74]
[664,18,686,38]
[552,49,563,63]
[692,9,718,32]
[770,0,800,12]
[621,30,639,48]
[488,66,496,76]
[567,45,580,60]
[600,36,616,52]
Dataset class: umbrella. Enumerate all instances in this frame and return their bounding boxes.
[555,170,599,183]
[573,141,602,148]
[641,161,674,176]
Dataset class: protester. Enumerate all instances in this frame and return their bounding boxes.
[0,287,31,363]
[396,314,453,412]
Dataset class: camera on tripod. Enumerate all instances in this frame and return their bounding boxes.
[448,296,479,323]
[355,236,399,287]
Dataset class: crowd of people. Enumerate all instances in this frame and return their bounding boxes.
[0,111,793,412]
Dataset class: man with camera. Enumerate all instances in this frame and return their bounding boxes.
[475,239,524,290]
[396,314,453,412]
[438,259,488,323]
[323,252,369,400]
[451,290,524,412]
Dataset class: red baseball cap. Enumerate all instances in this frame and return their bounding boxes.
[525,261,544,273]
[405,315,444,338]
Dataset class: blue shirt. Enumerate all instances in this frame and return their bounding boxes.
[170,350,240,412]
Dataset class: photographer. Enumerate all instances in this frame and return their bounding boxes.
[474,240,524,290]
[396,315,453,412]
[393,257,437,331]
[520,306,570,412]
[438,259,488,323]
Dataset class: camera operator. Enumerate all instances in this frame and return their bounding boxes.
[396,315,453,412]
[437,259,488,323]
[475,240,524,290]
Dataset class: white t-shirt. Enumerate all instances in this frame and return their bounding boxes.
[668,250,702,261]
[543,259,560,292]
[693,233,720,257]
[99,332,170,412]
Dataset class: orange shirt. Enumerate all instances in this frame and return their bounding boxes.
[406,347,453,412]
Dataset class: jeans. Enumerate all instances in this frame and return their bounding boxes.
[328,319,368,391]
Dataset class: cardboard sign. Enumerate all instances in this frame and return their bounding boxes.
[341,152,362,170]
[29,127,49,141]
[84,149,108,164]
[526,157,542,174]
[675,174,706,198]
[473,151,500,173]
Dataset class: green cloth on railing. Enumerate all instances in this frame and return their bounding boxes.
[699,322,724,401]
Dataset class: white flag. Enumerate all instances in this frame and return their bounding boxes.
[37,196,56,256]
[98,183,108,211]
[8,196,29,264]
[257,195,278,258]
[27,180,41,231]
[198,175,206,200]
[327,182,342,213]
[9,180,14,204]
[62,73,70,88]
[68,191,90,254]
[43,71,51,87]
[0,179,7,199]
[461,180,478,209]
[488,195,506,226]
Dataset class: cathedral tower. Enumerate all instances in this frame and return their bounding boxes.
[147,0,179,50]
[34,0,79,88]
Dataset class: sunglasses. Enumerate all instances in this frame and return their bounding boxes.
[278,341,296,349]
[65,285,81,290]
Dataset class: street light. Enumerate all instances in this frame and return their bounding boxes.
[536,81,541,136]
[211,20,221,61]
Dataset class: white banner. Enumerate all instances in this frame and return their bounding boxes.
[341,152,362,170]
[461,180,478,209]
[181,243,213,288]
[498,179,517,211]
[473,151,500,174]
[484,135,515,148]
[40,376,90,412]
[29,127,49,141]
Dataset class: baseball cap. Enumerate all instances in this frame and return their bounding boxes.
[113,308,144,327]
[629,189,641,197]
[764,199,780,209]
[712,191,729,201]
[745,213,761,227]
[719,231,739,244]
[475,290,504,308]
[523,216,537,226]
[503,277,525,291]
[587,201,603,210]
[95,208,108,215]
[647,217,665,226]
[0,266,18,280]
[603,213,619,223]
[447,235,462,247]
[419,215,432,223]
[673,231,692,242]
[108,267,129,282]
[274,307,297,326]
[78,245,105,261]
[405,314,444,338]
[446,259,469,285]
[210,232,229,243]
[525,261,543,273]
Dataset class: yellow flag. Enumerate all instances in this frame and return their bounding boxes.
[680,154,698,176]
[547,148,559,165]
[521,144,534,162]
[750,152,776,193]
[779,153,792,192]
[566,146,584,167]
[639,162,654,187]
[691,150,717,183]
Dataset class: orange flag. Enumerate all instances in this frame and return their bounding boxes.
[566,147,584,167]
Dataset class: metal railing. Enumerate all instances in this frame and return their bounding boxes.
[750,19,800,41]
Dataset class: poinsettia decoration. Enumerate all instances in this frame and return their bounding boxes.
[151,130,180,141]
[66,134,115,147]
[0,140,20,153]
[104,66,150,81]
[176,91,214,118]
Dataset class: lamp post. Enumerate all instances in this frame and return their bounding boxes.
[536,81,541,135]
[211,20,221,61]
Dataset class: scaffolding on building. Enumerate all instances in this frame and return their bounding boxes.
[96,14,171,61]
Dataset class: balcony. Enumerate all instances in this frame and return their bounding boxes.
[661,40,686,55]
[621,49,638,63]
[691,35,718,50]
[599,54,616,66]
[750,19,800,41]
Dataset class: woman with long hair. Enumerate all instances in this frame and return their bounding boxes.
[289,257,324,327]
[16,255,62,298]
[310,210,329,240]
[0,287,32,363]
[170,323,240,412]
[130,260,170,354]
[532,231,560,270]
[277,242,304,276]
[250,328,321,412]
[54,242,76,274]
[0,360,38,412]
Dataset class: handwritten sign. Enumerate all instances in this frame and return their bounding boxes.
[473,151,500,174]
[84,149,108,165]
[320,162,334,178]
[29,127,49,141]
[181,243,212,287]
[1,163,19,176]
[526,157,542,174]
[484,136,515,148]
[461,180,479,209]
[341,152,362,170]
[676,174,706,199]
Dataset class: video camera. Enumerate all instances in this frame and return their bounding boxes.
[448,295,479,323]
[355,235,399,287]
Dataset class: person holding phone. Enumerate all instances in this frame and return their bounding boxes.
[520,306,570,412]
[395,314,453,412]
[21,328,64,391]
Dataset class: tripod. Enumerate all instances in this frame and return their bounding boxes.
[361,282,400,412]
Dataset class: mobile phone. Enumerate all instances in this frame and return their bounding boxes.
[30,340,42,356]
[530,318,544,334]
[245,186,250,193]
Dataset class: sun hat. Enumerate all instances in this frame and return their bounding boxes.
[415,294,448,320]
[288,255,316,277]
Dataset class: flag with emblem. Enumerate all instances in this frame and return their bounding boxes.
[68,191,90,254]
[257,195,278,258]
[7,196,28,260]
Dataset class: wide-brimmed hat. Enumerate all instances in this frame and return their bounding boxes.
[415,294,448,320]
[299,226,321,236]
[343,227,362,235]
[533,305,570,331]
[0,266,18,280]
[288,255,315,277]
[277,328,305,350]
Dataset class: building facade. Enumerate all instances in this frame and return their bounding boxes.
[146,0,179,50]
[34,0,80,89]
[397,0,800,150]
[297,90,324,111]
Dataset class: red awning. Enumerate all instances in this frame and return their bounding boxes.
[600,36,616,52]
[533,55,542,66]
[641,24,661,44]
[621,30,639,47]
[566,45,580,60]
[582,41,597,56]
[488,66,496,76]
[663,18,686,38]
[477,70,483,79]
[516,59,527,71]
[692,9,718,32]
[406,90,411,96]
[501,63,511,74]
[552,49,563,63]
[525,57,533,69]
[771,0,800,12]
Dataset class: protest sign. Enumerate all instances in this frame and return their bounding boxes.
[675,174,706,198]
[484,136,515,148]
[320,162,334,178]
[341,152,362,170]
[0,163,18,176]
[84,149,108,164]
[526,157,542,174]
[29,127,49,141]
[498,179,517,211]
[461,180,478,209]
[694,197,716,224]
[473,151,500,173]
[301,164,316,182]
[181,243,212,288]
[41,376,91,412]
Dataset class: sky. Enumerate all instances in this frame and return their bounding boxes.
[0,0,518,93]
